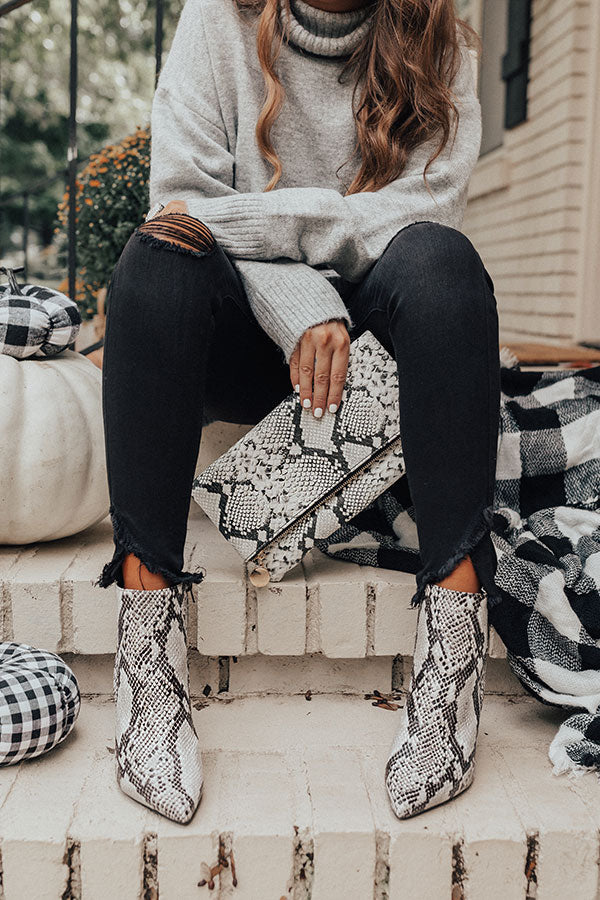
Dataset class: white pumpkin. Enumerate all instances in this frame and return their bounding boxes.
[0,349,109,543]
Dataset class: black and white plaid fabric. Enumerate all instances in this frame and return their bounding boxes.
[0,643,81,766]
[0,283,81,359]
[317,361,600,776]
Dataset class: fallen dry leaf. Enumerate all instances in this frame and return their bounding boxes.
[371,700,400,711]
[364,690,402,705]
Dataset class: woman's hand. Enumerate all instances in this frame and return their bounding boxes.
[289,320,350,417]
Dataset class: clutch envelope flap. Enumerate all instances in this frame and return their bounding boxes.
[192,330,401,563]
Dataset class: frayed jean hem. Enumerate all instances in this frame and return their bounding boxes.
[93,505,205,601]
[409,503,500,608]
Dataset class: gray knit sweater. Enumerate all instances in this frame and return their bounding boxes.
[149,0,482,362]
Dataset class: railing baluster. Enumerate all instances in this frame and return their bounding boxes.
[155,0,164,87]
[0,0,33,15]
[22,191,29,281]
[67,0,78,304]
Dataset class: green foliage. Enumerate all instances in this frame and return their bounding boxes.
[55,126,151,318]
[0,0,184,257]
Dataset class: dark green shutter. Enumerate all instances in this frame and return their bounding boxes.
[501,0,532,129]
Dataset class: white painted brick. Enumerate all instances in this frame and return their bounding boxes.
[538,822,599,899]
[0,704,96,900]
[453,741,528,900]
[257,573,306,655]
[63,650,221,699]
[230,752,296,899]
[285,748,314,827]
[62,652,116,696]
[489,626,508,659]
[66,518,118,654]
[196,580,246,656]
[307,749,376,900]
[371,571,418,656]
[0,758,20,807]
[228,653,392,696]
[359,747,455,900]
[69,710,149,899]
[303,550,366,658]
[9,541,81,651]
[389,829,454,899]
[192,517,246,656]
[0,839,69,900]
[154,751,223,900]
[484,658,528,695]
[0,545,23,641]
[195,694,394,755]
[493,743,599,900]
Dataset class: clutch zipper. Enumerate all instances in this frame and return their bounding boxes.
[247,433,403,587]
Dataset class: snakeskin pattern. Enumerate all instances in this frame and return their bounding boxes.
[192,330,405,582]
[385,581,488,819]
[114,585,203,824]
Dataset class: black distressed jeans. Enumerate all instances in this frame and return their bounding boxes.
[96,217,501,606]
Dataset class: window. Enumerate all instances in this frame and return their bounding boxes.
[480,0,510,154]
[459,0,532,156]
[502,0,532,129]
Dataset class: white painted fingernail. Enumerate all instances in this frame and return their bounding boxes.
[313,407,323,418]
[303,398,311,408]
[329,403,338,413]
[294,384,300,393]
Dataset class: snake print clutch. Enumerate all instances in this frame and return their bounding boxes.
[191,330,405,585]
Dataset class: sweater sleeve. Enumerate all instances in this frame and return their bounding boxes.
[148,0,352,363]
[185,41,483,283]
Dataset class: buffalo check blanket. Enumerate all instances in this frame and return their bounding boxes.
[317,358,600,777]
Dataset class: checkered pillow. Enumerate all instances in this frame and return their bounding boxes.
[0,643,81,766]
[0,284,81,359]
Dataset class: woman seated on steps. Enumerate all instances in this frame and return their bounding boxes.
[95,0,499,826]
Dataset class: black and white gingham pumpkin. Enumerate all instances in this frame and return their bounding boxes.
[0,266,81,359]
[0,642,81,765]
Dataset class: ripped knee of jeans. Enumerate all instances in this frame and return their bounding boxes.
[134,212,216,257]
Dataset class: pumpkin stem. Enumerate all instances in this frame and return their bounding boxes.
[0,265,25,295]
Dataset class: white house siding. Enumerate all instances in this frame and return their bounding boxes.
[462,0,593,345]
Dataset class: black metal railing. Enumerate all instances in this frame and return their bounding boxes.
[0,0,164,301]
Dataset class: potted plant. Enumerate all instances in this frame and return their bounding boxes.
[55,125,151,364]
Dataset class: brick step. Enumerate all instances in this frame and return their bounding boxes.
[64,649,527,701]
[0,505,508,661]
[1,694,598,900]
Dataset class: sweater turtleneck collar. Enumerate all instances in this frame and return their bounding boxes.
[279,0,376,58]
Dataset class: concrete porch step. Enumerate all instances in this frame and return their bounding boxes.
[0,505,508,661]
[1,694,598,900]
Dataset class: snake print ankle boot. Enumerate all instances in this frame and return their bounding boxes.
[114,583,203,824]
[385,581,488,819]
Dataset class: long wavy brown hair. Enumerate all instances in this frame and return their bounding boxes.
[233,0,480,194]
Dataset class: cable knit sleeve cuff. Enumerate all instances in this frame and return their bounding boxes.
[232,258,353,363]
[185,196,268,258]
